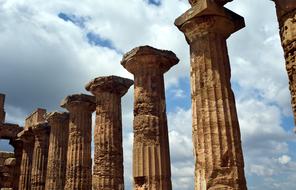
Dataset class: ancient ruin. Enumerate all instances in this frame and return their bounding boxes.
[272,0,296,132]
[61,94,96,190]
[31,123,50,190]
[1,1,296,190]
[45,112,69,190]
[121,46,179,190]
[86,76,133,190]
[175,0,247,189]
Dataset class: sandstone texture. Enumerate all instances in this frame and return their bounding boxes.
[18,129,34,190]
[122,46,179,190]
[31,123,50,190]
[273,0,296,132]
[189,0,232,6]
[0,152,15,189]
[86,75,133,190]
[175,1,247,189]
[25,109,46,130]
[45,112,69,190]
[61,94,96,190]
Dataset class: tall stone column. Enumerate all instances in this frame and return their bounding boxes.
[85,76,133,190]
[10,138,23,190]
[61,94,96,190]
[18,129,34,190]
[0,93,6,123]
[45,112,69,190]
[31,123,50,190]
[121,46,179,190]
[175,1,247,189]
[272,0,296,132]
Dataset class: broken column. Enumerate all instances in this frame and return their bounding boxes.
[45,112,69,190]
[0,93,6,123]
[175,1,247,189]
[85,76,133,190]
[18,129,34,190]
[31,122,50,190]
[10,138,23,190]
[272,0,296,132]
[121,46,179,190]
[61,94,96,190]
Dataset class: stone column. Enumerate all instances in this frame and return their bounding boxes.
[121,46,179,190]
[0,93,6,123]
[272,0,296,132]
[61,94,96,190]
[10,138,23,190]
[31,123,50,190]
[175,1,247,189]
[85,76,133,190]
[18,129,34,190]
[45,112,69,190]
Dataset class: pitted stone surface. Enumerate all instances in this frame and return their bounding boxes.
[121,45,179,74]
[0,152,15,189]
[45,112,69,190]
[175,2,247,190]
[122,46,178,190]
[62,94,95,190]
[18,129,34,190]
[86,75,133,97]
[25,108,46,130]
[31,122,50,190]
[273,0,296,132]
[86,76,133,190]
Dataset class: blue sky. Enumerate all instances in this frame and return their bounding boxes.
[0,0,295,189]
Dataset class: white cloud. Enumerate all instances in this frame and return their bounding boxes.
[278,155,292,165]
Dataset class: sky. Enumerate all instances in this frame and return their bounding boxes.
[0,0,295,189]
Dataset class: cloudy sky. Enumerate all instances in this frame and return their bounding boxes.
[0,0,295,189]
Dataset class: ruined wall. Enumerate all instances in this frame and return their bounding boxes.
[0,152,15,189]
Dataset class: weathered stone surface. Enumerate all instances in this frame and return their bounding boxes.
[61,94,96,190]
[25,109,46,130]
[175,1,247,189]
[45,112,69,190]
[0,93,6,123]
[272,0,296,132]
[17,129,34,190]
[121,46,178,190]
[0,123,22,139]
[86,75,133,190]
[0,152,15,189]
[31,122,50,190]
[189,0,232,6]
[9,139,23,190]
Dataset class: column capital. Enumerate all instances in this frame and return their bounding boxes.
[31,122,50,135]
[61,94,96,113]
[46,112,69,124]
[272,0,296,24]
[121,46,179,74]
[85,75,133,97]
[175,0,244,43]
[17,129,34,143]
[189,0,232,6]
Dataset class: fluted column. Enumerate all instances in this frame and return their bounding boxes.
[31,123,50,190]
[121,46,179,190]
[85,76,133,190]
[175,1,247,189]
[18,129,34,190]
[45,112,69,190]
[272,0,296,132]
[10,138,23,190]
[61,94,96,190]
